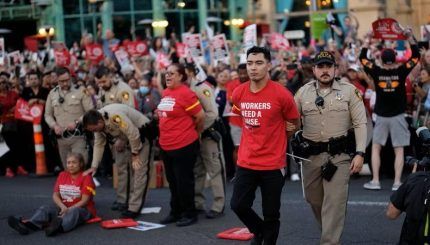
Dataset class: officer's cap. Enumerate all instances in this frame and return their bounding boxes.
[313,51,336,66]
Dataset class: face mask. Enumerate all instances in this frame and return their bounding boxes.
[139,86,150,95]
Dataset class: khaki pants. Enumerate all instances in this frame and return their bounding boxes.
[302,152,350,245]
[114,139,152,212]
[194,136,226,212]
[57,136,87,169]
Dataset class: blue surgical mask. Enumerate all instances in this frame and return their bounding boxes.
[139,86,150,95]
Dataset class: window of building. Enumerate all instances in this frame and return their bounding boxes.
[63,0,80,15]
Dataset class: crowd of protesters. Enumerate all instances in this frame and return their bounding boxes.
[1,15,430,242]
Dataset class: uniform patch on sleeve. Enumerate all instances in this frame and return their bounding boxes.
[354,89,363,100]
[122,91,130,101]
[203,89,211,97]
[86,186,96,196]
[111,115,128,129]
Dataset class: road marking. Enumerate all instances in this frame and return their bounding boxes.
[283,200,388,206]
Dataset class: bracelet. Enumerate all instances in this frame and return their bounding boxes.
[355,151,365,157]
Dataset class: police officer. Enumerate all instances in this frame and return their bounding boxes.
[83,103,151,218]
[186,64,226,219]
[94,65,135,109]
[94,65,138,212]
[44,67,94,169]
[294,51,367,245]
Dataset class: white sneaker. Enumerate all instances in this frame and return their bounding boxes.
[363,181,381,190]
[392,183,402,191]
[290,173,300,182]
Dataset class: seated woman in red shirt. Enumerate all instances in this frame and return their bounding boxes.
[7,152,96,236]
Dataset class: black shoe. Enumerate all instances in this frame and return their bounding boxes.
[121,210,140,219]
[111,201,127,211]
[176,216,197,227]
[45,217,63,237]
[159,214,179,224]
[250,233,263,245]
[205,210,224,219]
[7,216,30,235]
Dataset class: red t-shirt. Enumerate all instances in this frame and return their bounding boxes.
[0,91,19,123]
[226,79,242,127]
[157,84,202,151]
[53,171,97,217]
[232,80,300,170]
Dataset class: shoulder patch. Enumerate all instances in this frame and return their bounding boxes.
[111,114,127,128]
[121,91,130,101]
[203,89,211,97]
[354,89,363,101]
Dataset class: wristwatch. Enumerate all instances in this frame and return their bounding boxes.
[355,151,365,157]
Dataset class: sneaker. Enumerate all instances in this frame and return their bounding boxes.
[392,183,402,191]
[7,216,30,235]
[16,166,28,176]
[5,168,15,178]
[45,217,63,237]
[363,181,381,190]
[290,173,300,182]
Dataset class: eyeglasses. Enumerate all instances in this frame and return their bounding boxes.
[166,72,178,77]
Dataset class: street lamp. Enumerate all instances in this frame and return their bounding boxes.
[38,25,55,51]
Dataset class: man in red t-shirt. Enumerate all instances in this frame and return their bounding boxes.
[230,46,300,244]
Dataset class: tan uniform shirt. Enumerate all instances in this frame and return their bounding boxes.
[189,79,218,130]
[45,85,94,128]
[98,80,135,108]
[294,78,367,152]
[91,103,150,168]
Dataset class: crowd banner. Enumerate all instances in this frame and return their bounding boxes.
[243,24,257,52]
[420,25,430,41]
[183,33,205,64]
[211,34,230,66]
[52,41,71,67]
[372,18,407,40]
[0,38,5,65]
[269,33,290,51]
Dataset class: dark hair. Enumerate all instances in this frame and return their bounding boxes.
[237,63,247,71]
[55,66,70,76]
[246,46,271,62]
[0,71,11,79]
[95,65,111,79]
[82,109,103,129]
[170,63,188,83]
[185,62,198,75]
[27,69,40,79]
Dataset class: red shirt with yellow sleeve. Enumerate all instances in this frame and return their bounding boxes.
[53,171,96,217]
[157,84,202,151]
[232,80,300,170]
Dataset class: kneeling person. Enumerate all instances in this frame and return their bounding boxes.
[83,103,151,219]
[8,152,96,237]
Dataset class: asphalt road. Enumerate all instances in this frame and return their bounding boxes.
[0,175,403,245]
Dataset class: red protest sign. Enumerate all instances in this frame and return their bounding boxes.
[14,99,44,123]
[54,49,71,67]
[372,18,406,40]
[269,33,290,50]
[126,41,148,57]
[85,43,104,64]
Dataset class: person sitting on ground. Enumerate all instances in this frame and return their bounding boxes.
[7,152,96,237]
